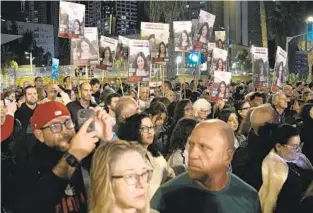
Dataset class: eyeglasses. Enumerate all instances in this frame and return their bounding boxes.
[112,170,153,186]
[283,143,303,152]
[140,126,156,133]
[240,107,250,111]
[41,119,75,134]
[200,109,210,113]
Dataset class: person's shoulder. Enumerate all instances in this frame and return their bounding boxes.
[66,100,78,107]
[159,172,191,190]
[230,173,258,195]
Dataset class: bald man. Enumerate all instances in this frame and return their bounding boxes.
[40,84,71,105]
[151,120,261,213]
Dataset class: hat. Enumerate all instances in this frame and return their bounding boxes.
[30,101,71,129]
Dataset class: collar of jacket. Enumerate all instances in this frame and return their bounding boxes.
[259,148,313,213]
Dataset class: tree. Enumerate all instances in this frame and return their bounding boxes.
[147,1,187,79]
[260,1,268,48]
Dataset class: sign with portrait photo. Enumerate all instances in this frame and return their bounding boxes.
[141,22,169,62]
[211,71,232,102]
[252,47,269,88]
[273,46,287,88]
[71,27,99,66]
[58,1,85,39]
[173,21,193,52]
[128,40,151,83]
[193,10,215,52]
[98,36,118,72]
[212,47,228,72]
[215,31,226,50]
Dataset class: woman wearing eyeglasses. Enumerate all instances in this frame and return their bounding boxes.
[118,113,175,199]
[259,124,313,213]
[89,140,159,213]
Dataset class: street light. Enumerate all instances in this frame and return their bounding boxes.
[25,51,35,73]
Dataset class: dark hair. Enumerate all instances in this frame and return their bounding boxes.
[308,82,313,89]
[234,101,248,121]
[63,76,70,84]
[250,92,263,101]
[217,81,227,97]
[296,81,302,88]
[168,118,197,164]
[216,58,224,71]
[197,22,210,41]
[101,46,113,63]
[158,42,167,58]
[146,102,167,119]
[23,85,36,95]
[180,30,190,46]
[275,61,284,84]
[105,93,120,106]
[4,90,15,100]
[148,34,155,41]
[77,37,97,57]
[255,58,267,79]
[217,108,235,123]
[34,77,42,82]
[132,51,149,72]
[164,80,173,90]
[216,39,223,48]
[150,96,171,108]
[72,19,81,32]
[118,113,161,157]
[172,99,192,126]
[89,78,100,86]
[300,103,313,122]
[273,124,299,147]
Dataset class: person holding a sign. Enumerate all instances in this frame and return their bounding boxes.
[133,52,149,77]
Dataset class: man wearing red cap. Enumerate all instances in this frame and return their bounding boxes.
[14,101,113,213]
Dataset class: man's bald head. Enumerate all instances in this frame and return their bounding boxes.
[193,120,235,149]
[250,104,274,134]
[115,96,140,122]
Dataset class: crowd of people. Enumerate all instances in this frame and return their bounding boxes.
[1,75,313,213]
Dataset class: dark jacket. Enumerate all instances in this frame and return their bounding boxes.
[14,142,88,213]
[15,103,36,131]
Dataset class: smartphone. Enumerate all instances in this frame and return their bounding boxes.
[77,109,95,132]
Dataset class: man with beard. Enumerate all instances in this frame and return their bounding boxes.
[15,85,38,131]
[66,83,97,131]
[14,101,113,213]
[151,120,261,213]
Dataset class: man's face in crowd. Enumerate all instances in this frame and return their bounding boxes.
[79,83,92,101]
[92,83,100,93]
[139,88,149,101]
[283,85,293,98]
[25,88,38,105]
[252,96,263,107]
[35,116,75,152]
[188,123,232,181]
[35,77,43,88]
[109,97,120,112]
[47,84,58,100]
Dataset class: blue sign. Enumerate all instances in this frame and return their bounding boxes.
[52,58,59,80]
[294,51,308,73]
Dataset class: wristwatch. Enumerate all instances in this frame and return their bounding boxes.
[64,152,81,168]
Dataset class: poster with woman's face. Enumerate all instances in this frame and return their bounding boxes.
[114,35,130,72]
[212,47,228,72]
[98,36,118,72]
[193,10,215,52]
[273,46,287,88]
[252,47,269,88]
[210,71,231,102]
[71,27,99,66]
[173,21,192,52]
[140,22,169,62]
[207,43,216,73]
[128,40,151,83]
[59,1,85,39]
[215,31,226,50]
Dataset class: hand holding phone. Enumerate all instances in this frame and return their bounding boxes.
[77,109,95,132]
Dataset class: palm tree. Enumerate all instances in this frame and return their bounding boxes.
[260,1,268,48]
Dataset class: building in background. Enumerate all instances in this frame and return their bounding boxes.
[20,1,48,24]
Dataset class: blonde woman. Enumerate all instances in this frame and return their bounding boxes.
[89,140,159,213]
[193,98,211,121]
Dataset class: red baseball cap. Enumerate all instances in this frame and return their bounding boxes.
[31,101,71,129]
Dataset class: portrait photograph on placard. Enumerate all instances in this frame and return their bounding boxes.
[58,1,85,39]
[273,46,287,88]
[193,10,215,52]
[252,47,269,88]
[212,47,228,72]
[128,40,151,83]
[141,22,169,62]
[71,27,99,66]
[215,31,226,50]
[210,71,232,102]
[173,21,193,52]
[98,36,118,72]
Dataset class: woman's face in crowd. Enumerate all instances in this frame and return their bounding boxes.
[74,21,80,31]
[227,113,239,131]
[278,136,302,161]
[111,151,149,211]
[184,103,194,118]
[8,93,15,102]
[201,25,208,37]
[151,113,167,130]
[140,117,155,145]
[182,32,188,42]
[104,49,110,60]
[198,107,211,120]
[238,102,250,119]
[136,56,144,70]
[81,41,90,53]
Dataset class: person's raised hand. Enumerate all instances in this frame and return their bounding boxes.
[92,107,114,142]
[68,118,98,161]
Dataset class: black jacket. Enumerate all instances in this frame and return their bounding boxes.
[14,142,88,213]
[15,103,36,131]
